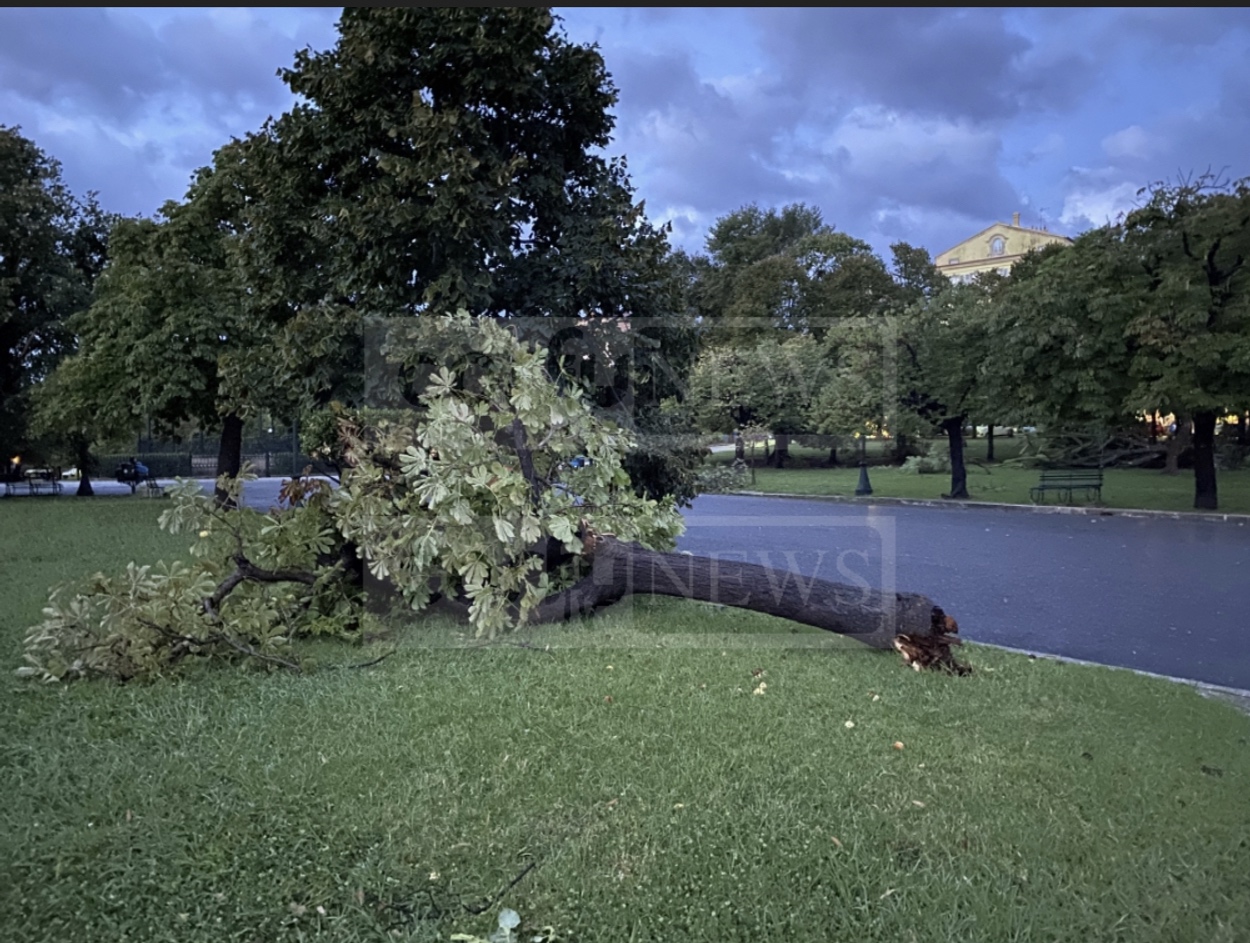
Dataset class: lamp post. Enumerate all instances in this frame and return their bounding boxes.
[855,434,873,496]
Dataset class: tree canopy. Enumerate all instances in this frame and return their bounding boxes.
[0,125,110,467]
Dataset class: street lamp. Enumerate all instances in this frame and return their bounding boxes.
[855,433,873,496]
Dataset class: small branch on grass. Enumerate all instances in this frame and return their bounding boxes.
[137,617,303,673]
[331,650,398,670]
[463,860,539,915]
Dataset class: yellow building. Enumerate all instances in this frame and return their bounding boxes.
[934,212,1072,283]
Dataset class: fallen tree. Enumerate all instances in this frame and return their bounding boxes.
[19,314,965,682]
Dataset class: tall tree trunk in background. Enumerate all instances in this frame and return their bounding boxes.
[985,424,996,463]
[214,413,244,509]
[893,433,910,464]
[1164,411,1191,475]
[1240,411,1249,446]
[73,435,94,497]
[942,417,969,499]
[1192,410,1218,510]
[771,433,790,468]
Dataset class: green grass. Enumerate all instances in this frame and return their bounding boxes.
[2,499,1249,942]
[713,440,1250,514]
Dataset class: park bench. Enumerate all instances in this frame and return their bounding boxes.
[3,468,63,497]
[115,462,162,497]
[1030,468,1103,505]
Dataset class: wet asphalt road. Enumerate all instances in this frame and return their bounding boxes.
[677,495,1250,690]
[51,479,1250,689]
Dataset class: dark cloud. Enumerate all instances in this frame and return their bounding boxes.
[607,47,813,222]
[1112,8,1250,51]
[0,9,167,120]
[0,9,310,128]
[753,8,1097,124]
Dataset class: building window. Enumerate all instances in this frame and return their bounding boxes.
[990,236,1006,257]
[997,267,1010,276]
[948,256,959,265]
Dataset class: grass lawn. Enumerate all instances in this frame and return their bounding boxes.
[711,441,1250,515]
[3,499,1249,942]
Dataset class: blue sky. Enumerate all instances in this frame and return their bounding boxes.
[3,7,1248,262]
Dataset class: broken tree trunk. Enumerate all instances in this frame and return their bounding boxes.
[515,534,942,651]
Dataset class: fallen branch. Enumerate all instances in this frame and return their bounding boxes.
[436,533,947,655]
[202,553,320,621]
[138,617,303,673]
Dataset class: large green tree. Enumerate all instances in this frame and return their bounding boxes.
[0,126,110,474]
[688,204,899,463]
[223,7,695,497]
[1119,176,1250,509]
[983,179,1250,509]
[37,145,261,505]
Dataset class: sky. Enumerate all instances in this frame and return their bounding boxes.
[3,7,1249,262]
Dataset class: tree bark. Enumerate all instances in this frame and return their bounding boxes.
[893,433,910,465]
[770,433,791,468]
[986,424,996,463]
[73,437,94,496]
[1192,409,1218,510]
[1164,411,1191,475]
[214,413,244,509]
[942,417,969,499]
[487,535,944,650]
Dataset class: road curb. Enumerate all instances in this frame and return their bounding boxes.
[976,642,1250,716]
[731,491,1250,525]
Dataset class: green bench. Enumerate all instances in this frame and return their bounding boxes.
[1030,468,1103,504]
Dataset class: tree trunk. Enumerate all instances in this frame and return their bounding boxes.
[1192,410,1218,510]
[986,424,995,463]
[771,433,790,468]
[1240,411,1249,446]
[73,437,94,496]
[827,446,838,467]
[214,413,244,509]
[893,433,909,464]
[942,417,969,499]
[1164,411,1191,475]
[504,535,945,650]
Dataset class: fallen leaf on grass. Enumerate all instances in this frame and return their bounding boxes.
[893,741,905,750]
[603,695,613,703]
[879,888,897,900]
[911,800,925,808]
[830,836,843,848]
[844,720,855,729]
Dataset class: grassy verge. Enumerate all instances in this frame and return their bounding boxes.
[710,442,1250,514]
[3,501,1249,942]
